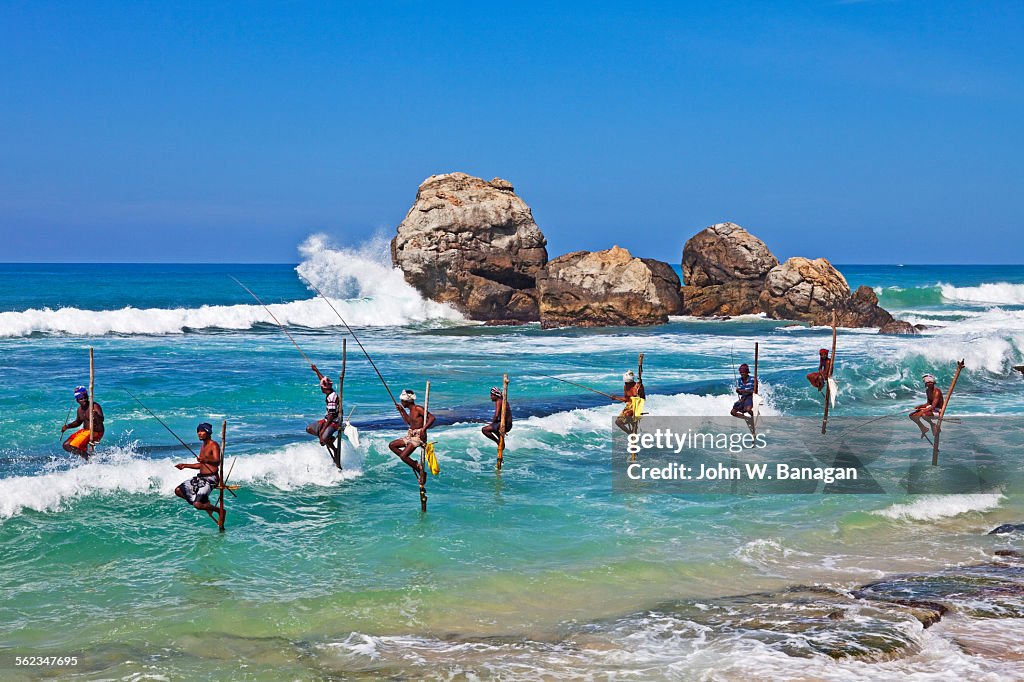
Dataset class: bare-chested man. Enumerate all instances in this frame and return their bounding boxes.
[61,386,104,458]
[389,389,435,485]
[482,386,512,444]
[910,374,944,439]
[806,349,830,391]
[174,422,224,527]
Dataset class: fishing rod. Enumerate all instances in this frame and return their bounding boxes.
[537,373,625,402]
[231,276,318,370]
[297,273,400,407]
[835,410,961,438]
[124,389,199,458]
[57,406,73,446]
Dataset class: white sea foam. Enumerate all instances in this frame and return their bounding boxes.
[0,234,462,337]
[322,616,1024,680]
[939,281,1024,305]
[872,494,1004,522]
[0,440,363,522]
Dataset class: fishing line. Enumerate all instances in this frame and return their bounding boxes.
[537,373,624,402]
[124,389,199,458]
[230,276,317,368]
[297,273,400,407]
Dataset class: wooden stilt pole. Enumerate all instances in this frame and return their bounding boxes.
[88,347,95,457]
[420,381,430,512]
[932,359,966,466]
[821,310,838,435]
[218,421,227,532]
[753,344,759,395]
[334,338,346,469]
[497,374,509,471]
[634,353,644,435]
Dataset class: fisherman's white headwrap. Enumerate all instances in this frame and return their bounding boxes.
[922,374,937,384]
[623,370,635,383]
[490,386,502,397]
[320,376,332,389]
[400,389,416,402]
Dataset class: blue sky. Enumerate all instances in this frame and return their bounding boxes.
[1,1,1021,263]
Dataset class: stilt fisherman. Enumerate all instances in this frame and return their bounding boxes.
[61,386,104,458]
[807,348,830,391]
[910,373,944,439]
[389,389,436,485]
[482,386,512,444]
[174,422,225,527]
[306,374,341,462]
[730,363,755,421]
[614,370,645,434]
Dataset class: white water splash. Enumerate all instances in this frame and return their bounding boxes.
[872,494,1005,522]
[0,234,463,337]
[0,440,363,522]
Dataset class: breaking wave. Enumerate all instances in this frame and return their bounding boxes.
[0,234,462,337]
[877,282,1024,309]
[0,440,363,522]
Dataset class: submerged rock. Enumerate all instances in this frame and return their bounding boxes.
[680,222,778,316]
[989,523,1024,535]
[879,319,920,335]
[391,172,548,322]
[536,246,682,328]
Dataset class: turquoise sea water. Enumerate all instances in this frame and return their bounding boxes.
[2,241,1024,680]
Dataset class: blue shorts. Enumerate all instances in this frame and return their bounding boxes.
[733,396,753,412]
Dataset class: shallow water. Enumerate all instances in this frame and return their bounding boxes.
[2,241,1023,680]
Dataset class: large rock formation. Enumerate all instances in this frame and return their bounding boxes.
[391,173,548,321]
[680,223,778,316]
[536,246,682,328]
[759,257,904,329]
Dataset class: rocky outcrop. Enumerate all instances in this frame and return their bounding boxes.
[391,173,548,321]
[537,246,682,328]
[680,223,778,316]
[758,257,902,328]
[879,319,921,335]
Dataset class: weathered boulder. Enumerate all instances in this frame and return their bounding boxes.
[878,319,920,335]
[537,246,682,328]
[680,223,778,316]
[759,257,900,328]
[391,173,548,321]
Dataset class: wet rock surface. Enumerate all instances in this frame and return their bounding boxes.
[680,222,777,316]
[391,172,548,322]
[536,246,682,328]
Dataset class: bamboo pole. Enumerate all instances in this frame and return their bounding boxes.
[420,381,430,512]
[218,421,227,532]
[636,353,644,431]
[497,374,509,471]
[821,310,838,435]
[88,347,95,457]
[932,359,966,466]
[752,342,760,435]
[753,344,759,395]
[334,338,347,470]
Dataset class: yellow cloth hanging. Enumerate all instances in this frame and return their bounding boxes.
[629,397,645,419]
[424,441,440,476]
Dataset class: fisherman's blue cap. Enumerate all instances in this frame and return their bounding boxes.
[197,422,213,434]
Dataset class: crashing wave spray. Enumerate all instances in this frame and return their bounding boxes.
[0,234,463,337]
